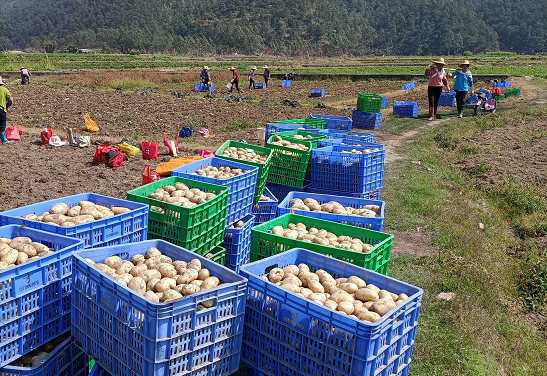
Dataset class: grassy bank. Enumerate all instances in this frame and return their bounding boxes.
[381,98,547,374]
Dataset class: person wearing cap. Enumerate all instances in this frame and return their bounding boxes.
[0,77,14,144]
[427,57,450,121]
[20,67,31,85]
[449,60,474,118]
[200,66,211,90]
[229,67,241,93]
[263,65,270,88]
[248,66,257,90]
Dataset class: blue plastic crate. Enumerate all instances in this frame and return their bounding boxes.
[171,157,258,226]
[254,83,266,89]
[309,114,352,131]
[311,145,385,193]
[194,83,215,91]
[310,89,325,98]
[71,240,247,376]
[381,97,388,107]
[281,80,291,87]
[278,192,385,231]
[265,123,319,147]
[318,129,374,143]
[352,111,383,130]
[222,214,255,273]
[438,91,456,107]
[265,183,308,204]
[467,94,478,104]
[401,81,416,90]
[240,248,423,376]
[251,188,278,225]
[0,193,148,249]
[0,336,89,376]
[307,186,381,200]
[393,101,418,118]
[317,138,384,149]
[505,80,511,88]
[0,225,84,368]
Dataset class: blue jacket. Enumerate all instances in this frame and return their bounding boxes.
[451,69,473,92]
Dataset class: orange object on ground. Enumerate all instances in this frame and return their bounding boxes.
[155,156,204,177]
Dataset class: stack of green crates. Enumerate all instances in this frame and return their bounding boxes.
[266,135,313,188]
[274,119,326,129]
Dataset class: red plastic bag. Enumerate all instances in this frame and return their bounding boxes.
[143,165,161,185]
[142,142,159,160]
[107,151,126,168]
[198,150,214,158]
[93,145,119,164]
[41,129,54,146]
[6,126,22,141]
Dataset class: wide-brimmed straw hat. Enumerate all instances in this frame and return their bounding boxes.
[0,77,3,85]
[251,66,257,70]
[458,60,471,68]
[263,65,269,69]
[432,57,447,66]
[21,66,25,69]
[203,66,209,70]
[229,67,236,70]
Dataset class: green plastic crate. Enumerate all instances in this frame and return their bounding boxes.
[274,119,325,129]
[504,88,520,98]
[206,245,226,265]
[215,140,273,205]
[273,130,327,149]
[495,95,504,101]
[251,214,393,275]
[266,135,312,188]
[126,176,229,255]
[357,93,382,113]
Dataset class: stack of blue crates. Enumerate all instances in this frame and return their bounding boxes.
[352,111,383,130]
[309,114,352,130]
[310,89,325,97]
[281,80,291,87]
[439,91,456,107]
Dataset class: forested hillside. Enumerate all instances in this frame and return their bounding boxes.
[0,0,537,55]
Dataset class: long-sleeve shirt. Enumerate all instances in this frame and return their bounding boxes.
[21,69,30,76]
[249,70,255,79]
[451,69,473,92]
[428,67,448,87]
[201,70,210,80]
[264,69,270,78]
[232,70,239,81]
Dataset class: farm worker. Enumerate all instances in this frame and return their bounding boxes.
[229,67,241,93]
[427,57,450,121]
[490,80,502,96]
[200,66,210,90]
[248,66,257,89]
[263,65,270,87]
[449,60,474,118]
[20,67,31,85]
[0,77,14,144]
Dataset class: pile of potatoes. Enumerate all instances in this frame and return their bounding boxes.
[259,194,274,202]
[265,264,408,323]
[286,134,314,140]
[271,223,375,253]
[220,147,268,164]
[290,198,380,218]
[0,236,54,269]
[227,219,246,229]
[340,148,380,154]
[87,247,224,306]
[194,165,250,180]
[270,135,310,151]
[20,201,131,227]
[148,182,219,214]
[9,335,69,368]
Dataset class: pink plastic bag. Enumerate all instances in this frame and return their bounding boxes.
[163,132,179,157]
[198,128,209,137]
[198,150,214,158]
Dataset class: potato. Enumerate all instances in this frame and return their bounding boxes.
[131,254,145,265]
[359,311,381,323]
[322,282,339,294]
[268,268,284,283]
[11,243,37,257]
[158,264,177,278]
[283,273,302,287]
[147,277,161,291]
[130,264,148,277]
[22,213,39,220]
[398,293,409,301]
[162,289,183,302]
[298,264,310,275]
[145,256,162,269]
[316,270,335,284]
[31,352,49,367]
[111,207,131,215]
[172,260,187,269]
[128,277,146,295]
[144,290,160,302]
[37,250,54,257]
[103,256,123,270]
[155,292,164,302]
[137,269,161,282]
[37,212,50,221]
[190,280,203,287]
[355,288,379,302]
[72,215,95,224]
[299,272,319,287]
[80,207,104,220]
[308,280,325,294]
[371,299,396,316]
[177,269,199,284]
[0,243,10,254]
[1,248,18,264]
[155,277,177,292]
[175,264,187,275]
[201,298,215,308]
[16,252,29,265]
[300,288,313,298]
[30,242,49,255]
[95,263,116,276]
[60,222,76,227]
[280,283,301,293]
[84,258,95,265]
[395,300,404,306]
[78,201,95,208]
[346,276,366,289]
[0,261,10,271]
[50,203,69,215]
[197,268,210,280]
[182,284,200,296]
[116,261,134,275]
[67,206,81,217]
[378,290,394,301]
[324,300,338,310]
[145,247,162,259]
[320,203,334,213]
[308,293,327,303]
[43,214,69,225]
[366,284,380,293]
[390,293,399,301]
[201,276,220,291]
[113,275,130,286]
[0,237,10,245]
[330,290,354,304]
[353,305,368,317]
[173,284,186,294]
[159,255,173,264]
[283,265,299,276]
[339,283,359,294]
[187,259,202,271]
[117,274,133,285]
[338,301,355,315]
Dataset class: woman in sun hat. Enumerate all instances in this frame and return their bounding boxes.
[263,65,270,88]
[248,66,257,90]
[449,60,474,118]
[427,57,450,120]
[229,67,241,93]
[200,66,211,90]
